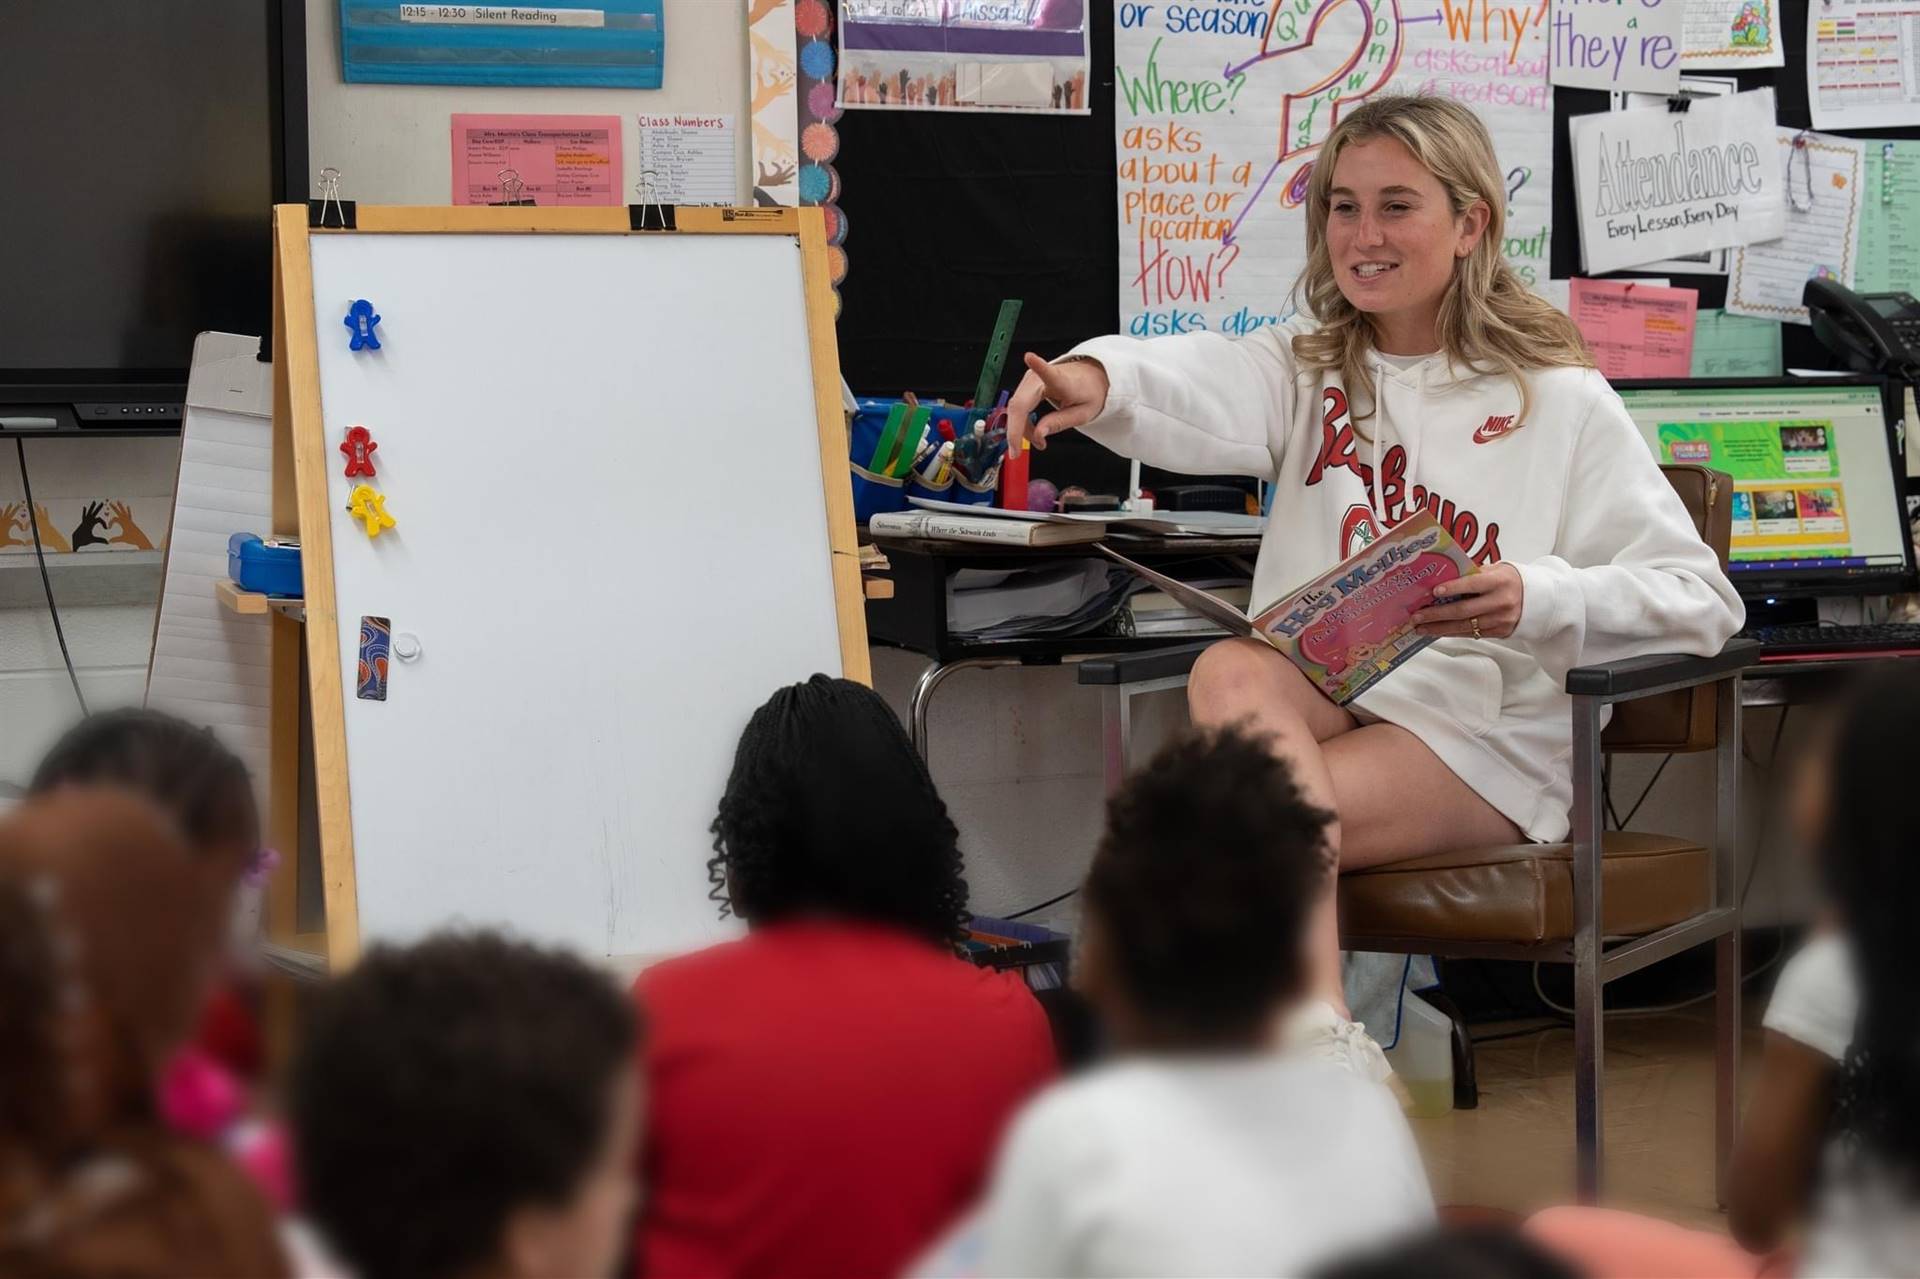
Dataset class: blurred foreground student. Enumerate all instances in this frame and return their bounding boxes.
[634,676,1055,1278]
[290,932,640,1279]
[0,790,287,1276]
[31,709,273,1081]
[1528,665,1920,1276]
[966,728,1433,1277]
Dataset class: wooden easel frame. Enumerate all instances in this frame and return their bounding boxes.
[265,205,867,971]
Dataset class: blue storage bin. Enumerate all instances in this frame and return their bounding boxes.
[850,397,977,526]
[228,534,304,598]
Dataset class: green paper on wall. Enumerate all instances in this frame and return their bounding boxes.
[1858,141,1920,295]
[1690,309,1783,378]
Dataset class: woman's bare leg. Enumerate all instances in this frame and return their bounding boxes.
[1186,639,1521,1017]
[1187,640,1357,1011]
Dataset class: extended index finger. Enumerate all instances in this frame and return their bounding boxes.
[1005,353,1055,451]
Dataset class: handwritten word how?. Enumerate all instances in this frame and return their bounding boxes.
[1133,236,1240,308]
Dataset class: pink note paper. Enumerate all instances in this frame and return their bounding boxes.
[1568,279,1699,379]
[451,114,623,206]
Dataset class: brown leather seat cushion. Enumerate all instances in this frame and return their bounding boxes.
[1339,832,1709,946]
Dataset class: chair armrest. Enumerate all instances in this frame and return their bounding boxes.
[1564,638,1760,699]
[1076,642,1213,686]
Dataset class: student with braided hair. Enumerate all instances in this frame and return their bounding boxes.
[631,676,1055,1279]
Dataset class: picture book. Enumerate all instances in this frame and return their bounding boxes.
[1098,511,1479,705]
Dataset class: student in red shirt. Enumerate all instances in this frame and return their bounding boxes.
[633,676,1056,1279]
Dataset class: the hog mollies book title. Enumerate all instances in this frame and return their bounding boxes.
[1100,511,1478,706]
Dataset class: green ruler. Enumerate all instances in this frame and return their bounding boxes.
[969,299,1024,418]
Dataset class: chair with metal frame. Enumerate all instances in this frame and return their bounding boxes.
[1077,465,1757,1203]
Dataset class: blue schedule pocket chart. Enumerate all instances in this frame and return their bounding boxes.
[339,1,664,88]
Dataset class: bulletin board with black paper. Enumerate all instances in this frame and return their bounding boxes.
[835,0,1918,393]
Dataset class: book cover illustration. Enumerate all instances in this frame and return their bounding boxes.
[1252,513,1478,705]
[1099,511,1479,707]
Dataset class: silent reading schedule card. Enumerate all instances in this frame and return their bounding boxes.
[1100,512,1478,706]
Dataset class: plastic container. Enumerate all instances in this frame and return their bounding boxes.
[227,533,304,598]
[1384,990,1455,1118]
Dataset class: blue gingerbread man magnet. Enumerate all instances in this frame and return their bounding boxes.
[344,299,382,351]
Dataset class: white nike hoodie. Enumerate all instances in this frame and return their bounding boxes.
[1068,324,1744,843]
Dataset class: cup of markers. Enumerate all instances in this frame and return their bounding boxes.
[919,392,1012,507]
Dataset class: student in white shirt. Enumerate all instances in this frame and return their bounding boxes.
[968,728,1434,1278]
[1005,95,1742,1046]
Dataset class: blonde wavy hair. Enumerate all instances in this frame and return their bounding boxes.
[1292,95,1592,423]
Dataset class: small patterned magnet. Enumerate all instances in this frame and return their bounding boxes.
[344,299,382,351]
[340,425,378,478]
[356,615,391,701]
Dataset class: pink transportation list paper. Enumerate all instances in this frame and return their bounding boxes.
[451,113,623,205]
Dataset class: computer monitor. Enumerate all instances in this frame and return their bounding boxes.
[1614,377,1914,599]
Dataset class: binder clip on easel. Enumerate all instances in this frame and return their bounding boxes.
[630,171,676,232]
[1665,96,1693,113]
[310,166,357,229]
[491,168,535,207]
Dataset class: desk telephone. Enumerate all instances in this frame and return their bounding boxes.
[1804,279,1920,380]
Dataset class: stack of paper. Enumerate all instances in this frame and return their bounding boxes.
[1126,582,1252,637]
[946,561,1135,642]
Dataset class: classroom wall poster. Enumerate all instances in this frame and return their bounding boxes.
[1568,88,1786,274]
[838,1,1090,113]
[1567,277,1697,376]
[1858,140,1920,293]
[1112,0,1555,339]
[748,0,801,205]
[338,0,666,87]
[1807,0,1920,128]
[450,114,622,205]
[1609,75,1738,273]
[1679,0,1781,67]
[1726,129,1865,325]
[1549,0,1683,93]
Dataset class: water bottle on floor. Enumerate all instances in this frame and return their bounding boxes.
[1385,990,1455,1118]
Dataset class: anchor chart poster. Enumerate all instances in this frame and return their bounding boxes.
[1113,0,1554,338]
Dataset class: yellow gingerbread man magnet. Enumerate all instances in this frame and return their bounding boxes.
[347,484,396,539]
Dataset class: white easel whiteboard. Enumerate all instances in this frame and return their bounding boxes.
[279,209,862,964]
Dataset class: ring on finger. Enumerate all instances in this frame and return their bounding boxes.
[1471,617,1482,640]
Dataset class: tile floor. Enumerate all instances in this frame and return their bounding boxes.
[1412,1010,1764,1230]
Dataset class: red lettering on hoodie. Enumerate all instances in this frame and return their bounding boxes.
[1302,388,1504,564]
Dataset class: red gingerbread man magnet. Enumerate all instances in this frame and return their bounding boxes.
[340,425,378,479]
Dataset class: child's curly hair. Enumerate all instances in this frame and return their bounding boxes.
[31,708,258,855]
[1087,726,1335,1042]
[708,676,970,950]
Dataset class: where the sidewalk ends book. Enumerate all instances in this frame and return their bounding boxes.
[1098,512,1479,706]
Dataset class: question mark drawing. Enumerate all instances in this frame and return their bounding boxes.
[1219,0,1408,247]
[1507,165,1531,203]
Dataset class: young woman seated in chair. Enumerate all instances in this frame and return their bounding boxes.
[1007,94,1743,1060]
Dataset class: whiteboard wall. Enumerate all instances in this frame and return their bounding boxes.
[304,228,846,959]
